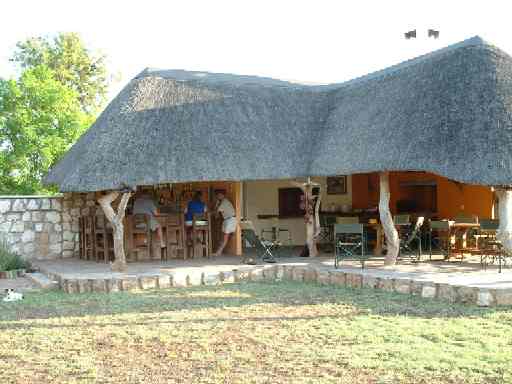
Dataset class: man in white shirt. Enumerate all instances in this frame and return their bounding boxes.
[213,190,237,256]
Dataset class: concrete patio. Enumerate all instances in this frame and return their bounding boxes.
[31,251,512,307]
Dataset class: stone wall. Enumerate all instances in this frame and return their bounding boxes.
[0,193,95,261]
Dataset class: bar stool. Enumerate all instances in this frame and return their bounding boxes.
[127,214,152,261]
[164,213,185,260]
[80,215,95,260]
[93,214,114,263]
[190,213,211,258]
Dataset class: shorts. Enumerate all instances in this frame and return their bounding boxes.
[149,216,160,231]
[222,217,238,234]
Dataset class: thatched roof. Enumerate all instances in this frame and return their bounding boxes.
[45,36,512,192]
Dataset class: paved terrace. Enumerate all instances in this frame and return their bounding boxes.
[32,253,512,307]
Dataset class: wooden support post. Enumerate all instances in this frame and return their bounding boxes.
[98,191,132,272]
[293,179,321,257]
[379,172,399,265]
[496,188,512,252]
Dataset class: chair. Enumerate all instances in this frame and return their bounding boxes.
[473,219,500,269]
[398,216,424,262]
[475,219,499,246]
[318,216,337,250]
[260,217,292,245]
[79,215,95,260]
[164,213,185,260]
[334,223,366,269]
[127,214,152,261]
[428,220,451,259]
[454,214,479,224]
[93,214,114,263]
[336,216,359,224]
[393,214,411,227]
[241,221,276,263]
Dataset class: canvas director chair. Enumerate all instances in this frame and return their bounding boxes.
[334,223,367,269]
[241,220,277,264]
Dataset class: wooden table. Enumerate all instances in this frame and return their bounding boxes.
[448,222,480,259]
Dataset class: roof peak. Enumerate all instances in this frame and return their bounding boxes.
[134,35,496,91]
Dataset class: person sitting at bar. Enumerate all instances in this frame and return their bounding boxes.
[184,191,207,224]
[213,189,237,257]
[133,193,165,248]
[184,191,208,245]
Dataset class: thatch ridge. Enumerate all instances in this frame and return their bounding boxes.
[45,36,512,192]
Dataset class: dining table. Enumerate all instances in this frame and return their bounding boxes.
[448,221,480,259]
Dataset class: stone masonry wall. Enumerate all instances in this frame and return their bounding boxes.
[0,193,95,261]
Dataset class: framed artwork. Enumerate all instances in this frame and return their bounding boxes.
[326,176,347,195]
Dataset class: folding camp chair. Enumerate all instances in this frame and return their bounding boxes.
[398,216,424,262]
[240,220,276,263]
[334,223,366,269]
[473,219,500,269]
[318,215,337,251]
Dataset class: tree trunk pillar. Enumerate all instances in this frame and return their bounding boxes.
[98,191,132,272]
[496,188,512,252]
[293,179,321,257]
[379,172,399,265]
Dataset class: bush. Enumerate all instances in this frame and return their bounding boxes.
[0,237,28,271]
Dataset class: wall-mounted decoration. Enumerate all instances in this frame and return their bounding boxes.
[326,176,347,195]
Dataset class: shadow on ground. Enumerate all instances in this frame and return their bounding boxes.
[1,280,510,328]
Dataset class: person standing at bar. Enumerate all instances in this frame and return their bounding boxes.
[213,189,237,257]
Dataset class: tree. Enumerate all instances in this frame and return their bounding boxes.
[0,32,111,194]
[379,172,399,265]
[11,33,109,113]
[0,65,92,194]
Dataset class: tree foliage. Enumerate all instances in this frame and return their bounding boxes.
[0,32,109,194]
[0,66,93,194]
[11,32,108,113]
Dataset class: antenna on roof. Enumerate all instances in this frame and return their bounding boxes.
[428,29,440,39]
[405,29,440,40]
[404,30,416,39]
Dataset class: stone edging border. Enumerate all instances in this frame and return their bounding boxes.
[39,264,512,307]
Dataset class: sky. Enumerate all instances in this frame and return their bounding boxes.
[1,0,512,101]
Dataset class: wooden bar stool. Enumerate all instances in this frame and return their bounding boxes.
[79,216,84,259]
[93,215,114,263]
[164,213,185,260]
[80,215,95,260]
[190,213,211,258]
[128,214,152,261]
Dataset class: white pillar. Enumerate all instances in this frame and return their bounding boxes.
[496,188,512,252]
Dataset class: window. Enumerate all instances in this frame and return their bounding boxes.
[278,188,305,217]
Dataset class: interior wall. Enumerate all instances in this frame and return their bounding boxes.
[352,171,493,219]
[244,177,352,245]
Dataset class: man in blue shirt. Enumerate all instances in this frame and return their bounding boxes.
[184,191,207,224]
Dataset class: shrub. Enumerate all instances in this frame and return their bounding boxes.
[0,236,28,271]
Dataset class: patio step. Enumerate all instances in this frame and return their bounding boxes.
[35,260,512,307]
[26,272,59,290]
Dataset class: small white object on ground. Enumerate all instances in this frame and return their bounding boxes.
[2,289,24,302]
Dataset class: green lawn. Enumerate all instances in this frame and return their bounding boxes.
[0,282,511,384]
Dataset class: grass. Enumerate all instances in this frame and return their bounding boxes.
[0,281,511,384]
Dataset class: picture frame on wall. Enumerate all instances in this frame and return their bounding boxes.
[326,176,347,195]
